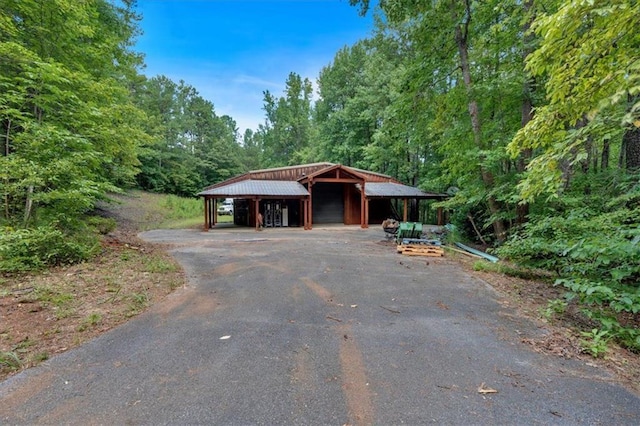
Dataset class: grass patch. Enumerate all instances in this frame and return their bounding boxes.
[216,215,234,223]
[472,260,544,280]
[87,216,117,234]
[143,256,179,273]
[14,338,35,353]
[540,299,568,321]
[127,292,150,316]
[161,217,205,229]
[30,286,74,308]
[0,351,21,372]
[78,313,102,332]
[54,307,76,320]
[131,191,204,230]
[32,352,49,363]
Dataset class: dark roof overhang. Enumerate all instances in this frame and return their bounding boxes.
[198,180,309,198]
[358,182,448,199]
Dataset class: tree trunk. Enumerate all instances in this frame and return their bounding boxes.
[619,136,626,169]
[601,138,610,170]
[559,157,572,192]
[582,138,592,174]
[624,125,640,172]
[3,119,10,220]
[3,119,9,157]
[623,94,640,172]
[455,1,507,241]
[516,0,534,226]
[24,185,34,226]
[456,26,482,147]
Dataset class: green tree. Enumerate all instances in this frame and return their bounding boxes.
[315,43,368,167]
[259,72,314,166]
[509,0,640,200]
[1,0,146,226]
[1,0,148,270]
[496,0,640,351]
[240,128,263,171]
[133,76,243,195]
[349,0,536,241]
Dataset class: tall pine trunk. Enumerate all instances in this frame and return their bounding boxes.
[455,0,506,241]
[601,138,610,170]
[624,95,640,171]
[3,119,10,220]
[624,126,640,172]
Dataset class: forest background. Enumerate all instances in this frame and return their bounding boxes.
[1,0,639,351]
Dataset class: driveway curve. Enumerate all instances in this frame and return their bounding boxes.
[1,226,639,424]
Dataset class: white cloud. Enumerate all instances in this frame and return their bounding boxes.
[233,74,282,89]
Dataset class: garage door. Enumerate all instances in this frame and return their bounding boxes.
[312,183,344,223]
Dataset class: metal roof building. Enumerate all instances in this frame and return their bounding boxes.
[198,163,446,230]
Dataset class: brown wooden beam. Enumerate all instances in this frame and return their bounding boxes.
[203,196,209,231]
[307,184,313,230]
[403,198,408,222]
[360,183,365,228]
[304,199,309,229]
[254,199,261,230]
[214,198,218,228]
[363,197,369,229]
[311,177,362,184]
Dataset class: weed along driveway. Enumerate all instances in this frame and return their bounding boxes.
[2,227,640,424]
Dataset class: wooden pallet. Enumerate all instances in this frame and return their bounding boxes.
[397,244,444,257]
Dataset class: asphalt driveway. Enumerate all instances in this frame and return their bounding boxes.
[1,226,639,424]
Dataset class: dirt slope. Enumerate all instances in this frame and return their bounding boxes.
[0,192,186,381]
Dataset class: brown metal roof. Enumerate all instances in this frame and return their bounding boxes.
[347,166,400,183]
[201,163,400,192]
[198,180,309,198]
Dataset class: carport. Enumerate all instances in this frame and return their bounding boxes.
[198,180,309,230]
[361,182,448,225]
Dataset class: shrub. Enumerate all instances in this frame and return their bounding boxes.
[497,181,640,353]
[0,226,99,273]
[86,216,117,235]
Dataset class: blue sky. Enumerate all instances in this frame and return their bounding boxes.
[134,0,375,134]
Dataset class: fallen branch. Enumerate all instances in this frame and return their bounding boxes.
[380,305,401,314]
[467,213,487,245]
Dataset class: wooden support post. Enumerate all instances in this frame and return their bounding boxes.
[203,196,209,231]
[437,206,444,226]
[304,199,308,229]
[363,197,369,229]
[254,199,260,231]
[307,183,313,230]
[360,182,366,228]
[403,198,408,222]
[303,199,307,229]
[212,198,217,227]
